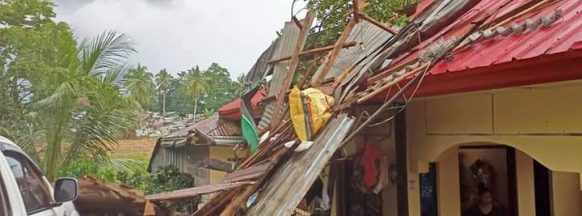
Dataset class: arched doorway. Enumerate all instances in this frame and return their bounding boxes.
[420,142,581,216]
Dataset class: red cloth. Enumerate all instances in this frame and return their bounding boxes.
[360,141,382,189]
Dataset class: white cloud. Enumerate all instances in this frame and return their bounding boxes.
[54,0,300,78]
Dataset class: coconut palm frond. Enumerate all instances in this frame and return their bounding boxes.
[79,31,136,76]
[34,81,78,109]
[101,63,133,87]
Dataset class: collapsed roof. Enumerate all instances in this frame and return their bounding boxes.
[146,0,582,214]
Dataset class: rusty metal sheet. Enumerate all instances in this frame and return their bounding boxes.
[145,181,255,201]
[167,114,220,137]
[246,114,354,216]
[76,175,145,215]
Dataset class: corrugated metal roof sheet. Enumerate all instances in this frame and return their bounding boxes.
[255,20,304,132]
[310,20,394,85]
[381,0,531,74]
[256,101,288,132]
[167,114,220,137]
[168,114,241,138]
[268,21,303,97]
[432,0,582,75]
[243,39,279,93]
[246,114,354,216]
[363,0,582,98]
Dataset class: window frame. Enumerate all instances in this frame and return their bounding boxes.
[3,150,55,215]
[0,168,12,215]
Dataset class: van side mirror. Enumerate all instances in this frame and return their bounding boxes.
[54,178,78,203]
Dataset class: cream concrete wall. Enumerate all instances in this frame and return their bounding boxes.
[551,171,582,216]
[516,150,536,216]
[437,147,461,216]
[405,81,582,216]
[209,146,234,183]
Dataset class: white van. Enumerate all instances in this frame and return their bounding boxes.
[0,136,79,216]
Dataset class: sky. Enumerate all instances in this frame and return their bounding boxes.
[54,0,303,78]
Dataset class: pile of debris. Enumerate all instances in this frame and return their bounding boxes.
[75,175,146,215]
[142,0,575,215]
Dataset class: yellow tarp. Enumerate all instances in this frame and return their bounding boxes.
[289,87,335,142]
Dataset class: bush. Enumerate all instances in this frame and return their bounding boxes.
[148,165,193,194]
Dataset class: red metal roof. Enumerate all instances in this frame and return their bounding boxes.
[372,0,582,98]
[432,0,582,76]
[218,87,266,120]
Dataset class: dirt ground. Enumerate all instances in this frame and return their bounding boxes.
[111,138,158,159]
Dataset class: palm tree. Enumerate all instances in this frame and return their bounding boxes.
[181,66,208,123]
[32,31,141,180]
[125,64,155,109]
[155,69,173,116]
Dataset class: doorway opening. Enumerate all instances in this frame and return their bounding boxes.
[459,146,516,216]
[534,161,551,216]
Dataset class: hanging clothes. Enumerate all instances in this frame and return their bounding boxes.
[359,140,382,189]
[373,156,390,194]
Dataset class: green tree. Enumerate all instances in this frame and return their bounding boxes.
[201,63,238,111]
[2,0,142,180]
[181,66,208,122]
[35,31,141,180]
[155,68,173,116]
[305,0,413,47]
[125,63,155,109]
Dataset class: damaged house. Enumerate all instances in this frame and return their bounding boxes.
[146,0,582,215]
[148,114,244,185]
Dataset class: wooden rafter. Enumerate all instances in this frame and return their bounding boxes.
[358,13,399,35]
[313,18,357,86]
[267,42,357,64]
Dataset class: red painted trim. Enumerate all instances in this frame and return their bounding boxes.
[370,51,582,102]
